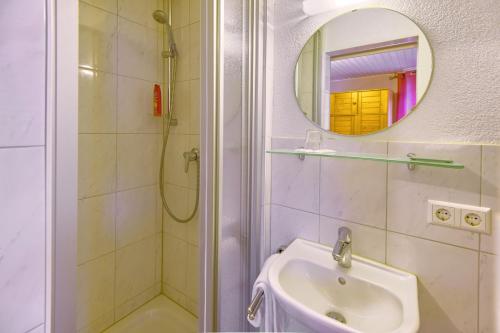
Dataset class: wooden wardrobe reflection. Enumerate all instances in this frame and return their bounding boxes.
[330,89,391,135]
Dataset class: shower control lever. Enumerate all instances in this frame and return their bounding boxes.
[183,148,199,173]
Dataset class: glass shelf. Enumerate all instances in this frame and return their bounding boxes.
[266,149,465,169]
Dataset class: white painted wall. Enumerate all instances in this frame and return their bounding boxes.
[0,1,47,332]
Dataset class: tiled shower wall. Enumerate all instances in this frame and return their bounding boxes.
[161,0,200,317]
[77,0,164,331]
[269,138,500,333]
[0,1,47,332]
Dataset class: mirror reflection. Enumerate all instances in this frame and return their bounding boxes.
[295,8,433,136]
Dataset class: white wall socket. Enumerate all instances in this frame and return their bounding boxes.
[427,200,491,234]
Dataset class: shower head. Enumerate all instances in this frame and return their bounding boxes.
[152,10,177,57]
[152,10,168,24]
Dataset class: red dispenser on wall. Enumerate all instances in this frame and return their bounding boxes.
[153,84,162,117]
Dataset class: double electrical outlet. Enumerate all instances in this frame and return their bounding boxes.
[427,200,492,234]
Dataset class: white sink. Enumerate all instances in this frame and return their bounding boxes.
[268,239,419,333]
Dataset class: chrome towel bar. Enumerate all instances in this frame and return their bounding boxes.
[247,289,264,321]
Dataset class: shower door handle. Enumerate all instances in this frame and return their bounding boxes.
[183,148,199,173]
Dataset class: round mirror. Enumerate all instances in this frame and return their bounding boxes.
[295,8,433,136]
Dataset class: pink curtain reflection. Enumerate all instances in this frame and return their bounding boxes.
[396,71,417,122]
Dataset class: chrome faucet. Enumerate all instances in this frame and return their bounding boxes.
[332,227,352,268]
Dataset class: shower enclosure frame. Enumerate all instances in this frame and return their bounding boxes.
[46,0,218,332]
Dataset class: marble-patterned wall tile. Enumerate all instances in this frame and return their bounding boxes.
[319,216,386,263]
[270,204,319,253]
[117,18,158,82]
[271,137,320,213]
[479,253,499,333]
[0,0,45,147]
[79,69,117,134]
[117,134,159,190]
[78,134,117,198]
[78,194,116,264]
[115,236,156,306]
[0,147,45,333]
[320,141,387,228]
[77,253,115,330]
[387,232,478,333]
[116,186,157,248]
[387,142,481,249]
[117,76,161,133]
[79,2,118,73]
[480,145,500,254]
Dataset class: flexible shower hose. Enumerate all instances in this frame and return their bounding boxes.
[159,52,200,223]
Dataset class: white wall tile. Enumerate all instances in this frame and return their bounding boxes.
[116,186,157,248]
[270,205,319,253]
[77,253,115,330]
[115,236,156,305]
[172,26,190,82]
[117,18,158,81]
[27,324,45,333]
[118,0,157,29]
[320,141,387,228]
[387,232,478,333]
[163,233,188,293]
[189,22,200,80]
[78,194,116,264]
[0,147,45,333]
[77,310,114,333]
[0,0,45,147]
[186,244,199,300]
[479,253,499,333]
[171,0,189,29]
[81,0,117,14]
[271,138,320,213]
[170,80,190,134]
[115,283,160,321]
[480,145,500,254]
[189,0,200,23]
[78,134,117,198]
[117,134,159,190]
[79,2,117,73]
[163,183,189,240]
[163,133,189,188]
[117,76,161,133]
[319,216,386,263]
[79,70,117,134]
[189,80,201,135]
[387,142,481,249]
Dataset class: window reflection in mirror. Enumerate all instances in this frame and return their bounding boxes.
[295,8,433,136]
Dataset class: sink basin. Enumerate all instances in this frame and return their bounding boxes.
[268,239,419,333]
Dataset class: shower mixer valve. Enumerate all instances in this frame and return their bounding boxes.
[183,148,199,173]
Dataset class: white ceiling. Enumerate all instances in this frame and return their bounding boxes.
[330,47,417,80]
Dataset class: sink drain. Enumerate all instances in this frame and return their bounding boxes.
[326,311,347,324]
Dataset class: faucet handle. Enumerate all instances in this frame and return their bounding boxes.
[338,227,351,243]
